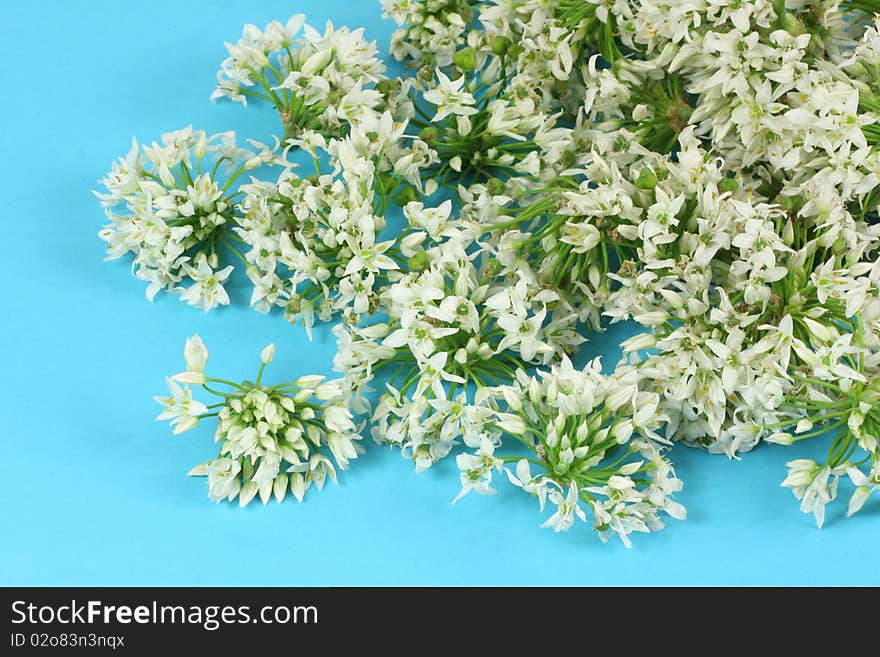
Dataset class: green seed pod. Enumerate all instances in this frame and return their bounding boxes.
[418,126,439,145]
[407,251,428,271]
[483,258,503,277]
[487,177,506,195]
[491,36,511,56]
[635,167,658,190]
[780,13,806,37]
[453,46,477,71]
[780,195,804,212]
[375,79,397,96]
[718,178,738,193]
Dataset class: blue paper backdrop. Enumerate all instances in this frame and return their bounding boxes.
[1,0,877,586]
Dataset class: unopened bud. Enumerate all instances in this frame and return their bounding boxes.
[635,167,658,190]
[260,343,276,365]
[491,36,511,56]
[718,177,738,193]
[453,46,477,71]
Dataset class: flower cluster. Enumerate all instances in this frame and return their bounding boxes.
[156,336,361,505]
[466,357,685,547]
[334,235,583,471]
[213,15,386,139]
[234,112,437,332]
[100,2,880,545]
[97,127,278,309]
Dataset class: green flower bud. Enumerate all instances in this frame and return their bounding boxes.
[491,36,511,56]
[375,79,396,96]
[487,177,506,195]
[781,13,806,37]
[407,251,428,270]
[718,178,738,193]
[483,258,503,277]
[453,46,477,71]
[419,126,439,145]
[780,195,804,212]
[635,167,658,190]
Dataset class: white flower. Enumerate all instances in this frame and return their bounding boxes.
[422,70,477,122]
[180,259,234,312]
[327,432,360,469]
[845,461,879,517]
[415,352,466,400]
[781,460,840,528]
[189,458,242,502]
[154,378,207,435]
[541,482,586,533]
[496,307,553,362]
[453,437,503,503]
[343,238,400,276]
[506,459,550,511]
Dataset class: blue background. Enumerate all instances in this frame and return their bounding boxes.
[1,0,877,586]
